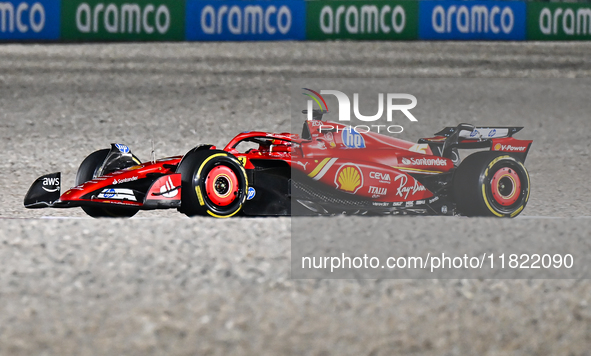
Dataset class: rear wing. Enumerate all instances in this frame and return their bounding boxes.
[419,123,533,162]
[433,125,523,139]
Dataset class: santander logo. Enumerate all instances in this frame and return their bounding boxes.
[401,157,447,166]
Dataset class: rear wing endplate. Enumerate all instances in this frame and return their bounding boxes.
[420,123,532,162]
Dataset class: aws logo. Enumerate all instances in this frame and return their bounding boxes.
[335,163,363,193]
[42,176,59,192]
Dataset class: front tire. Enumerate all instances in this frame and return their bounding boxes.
[453,151,530,217]
[177,149,248,218]
[76,149,139,218]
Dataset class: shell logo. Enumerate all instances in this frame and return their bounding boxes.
[335,164,363,193]
[494,143,502,151]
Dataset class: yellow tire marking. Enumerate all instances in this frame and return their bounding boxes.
[488,155,510,167]
[482,184,503,217]
[196,186,205,206]
[510,205,524,217]
[196,153,227,179]
[207,208,241,218]
[520,161,531,203]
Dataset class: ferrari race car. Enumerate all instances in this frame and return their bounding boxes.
[24,112,532,218]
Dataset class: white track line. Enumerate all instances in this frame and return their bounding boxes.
[517,215,591,220]
[31,215,591,220]
[0,215,589,220]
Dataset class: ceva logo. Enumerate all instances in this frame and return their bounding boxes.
[186,0,306,40]
[75,3,171,34]
[0,1,46,33]
[419,1,526,40]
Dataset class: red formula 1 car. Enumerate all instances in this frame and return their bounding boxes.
[24,112,532,218]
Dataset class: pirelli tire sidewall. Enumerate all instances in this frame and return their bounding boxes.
[453,152,530,218]
[177,149,247,218]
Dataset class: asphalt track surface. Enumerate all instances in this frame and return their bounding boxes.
[1,42,591,355]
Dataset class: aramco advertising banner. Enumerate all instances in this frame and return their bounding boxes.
[306,0,418,40]
[418,0,526,40]
[185,0,306,41]
[527,2,591,40]
[61,0,185,41]
[0,0,61,40]
[8,1,591,43]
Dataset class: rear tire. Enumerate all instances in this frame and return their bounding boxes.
[453,151,530,217]
[76,149,139,218]
[177,149,247,218]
